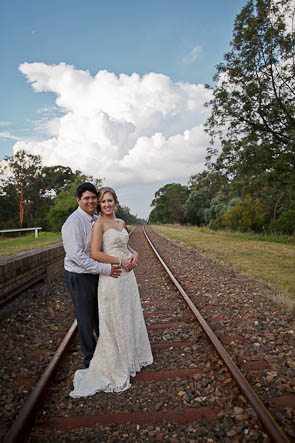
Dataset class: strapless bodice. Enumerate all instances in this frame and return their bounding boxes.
[102,228,129,257]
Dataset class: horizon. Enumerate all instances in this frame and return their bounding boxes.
[0,0,247,218]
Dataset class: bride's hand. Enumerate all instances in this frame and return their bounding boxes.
[121,257,131,271]
[128,252,138,271]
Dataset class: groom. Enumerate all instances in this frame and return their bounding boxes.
[62,182,121,367]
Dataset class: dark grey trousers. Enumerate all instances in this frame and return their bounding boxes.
[64,270,99,366]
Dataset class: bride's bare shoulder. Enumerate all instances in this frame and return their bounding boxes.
[94,219,105,232]
[116,218,126,229]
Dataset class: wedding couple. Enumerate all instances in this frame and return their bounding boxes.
[62,183,153,397]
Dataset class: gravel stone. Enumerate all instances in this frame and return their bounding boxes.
[1,226,294,442]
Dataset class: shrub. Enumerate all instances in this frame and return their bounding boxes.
[219,195,265,232]
[271,210,295,235]
[209,216,223,230]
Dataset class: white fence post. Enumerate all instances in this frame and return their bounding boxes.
[0,227,42,238]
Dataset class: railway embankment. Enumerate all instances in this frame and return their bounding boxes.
[0,243,64,304]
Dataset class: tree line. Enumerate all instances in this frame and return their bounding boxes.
[149,0,295,235]
[0,150,141,232]
[1,1,294,235]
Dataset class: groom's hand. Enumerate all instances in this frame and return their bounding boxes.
[110,264,122,278]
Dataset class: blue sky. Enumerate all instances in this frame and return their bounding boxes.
[0,0,247,217]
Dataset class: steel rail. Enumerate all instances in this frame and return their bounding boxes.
[5,319,78,443]
[5,227,137,443]
[128,226,137,236]
[143,227,289,443]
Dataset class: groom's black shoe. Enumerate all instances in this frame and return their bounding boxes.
[84,354,93,368]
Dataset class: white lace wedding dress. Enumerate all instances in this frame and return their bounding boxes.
[70,228,153,397]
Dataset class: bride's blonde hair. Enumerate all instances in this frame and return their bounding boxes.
[97,187,119,213]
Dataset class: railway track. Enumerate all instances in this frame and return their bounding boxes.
[4,226,294,442]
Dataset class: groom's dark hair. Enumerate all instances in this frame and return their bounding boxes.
[76,182,98,199]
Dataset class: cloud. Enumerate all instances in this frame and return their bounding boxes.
[33,116,61,137]
[17,62,212,181]
[0,121,12,127]
[182,45,202,64]
[271,0,294,33]
[36,106,62,115]
[15,62,214,216]
[0,131,22,141]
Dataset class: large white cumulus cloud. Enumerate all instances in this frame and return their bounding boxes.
[16,62,212,186]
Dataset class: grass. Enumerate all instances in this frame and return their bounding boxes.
[0,232,62,258]
[151,224,295,304]
[0,224,134,258]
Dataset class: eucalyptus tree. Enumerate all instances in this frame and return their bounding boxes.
[149,183,189,224]
[184,186,211,225]
[0,150,43,227]
[115,205,138,225]
[188,169,228,196]
[0,150,82,228]
[206,0,295,220]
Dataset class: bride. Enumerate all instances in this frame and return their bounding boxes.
[70,187,153,397]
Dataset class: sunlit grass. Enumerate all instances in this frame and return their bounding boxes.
[0,232,62,258]
[151,224,295,302]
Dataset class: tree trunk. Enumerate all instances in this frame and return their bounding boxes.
[19,185,24,228]
[273,191,284,220]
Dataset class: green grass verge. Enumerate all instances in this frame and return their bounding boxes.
[0,225,135,258]
[151,224,295,300]
[0,232,62,258]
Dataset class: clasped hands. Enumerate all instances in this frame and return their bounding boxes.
[110,254,138,278]
[122,256,136,271]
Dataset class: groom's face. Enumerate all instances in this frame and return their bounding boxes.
[77,191,98,216]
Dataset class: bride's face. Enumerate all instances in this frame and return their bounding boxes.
[100,192,116,216]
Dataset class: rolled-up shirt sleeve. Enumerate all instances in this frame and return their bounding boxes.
[62,220,111,275]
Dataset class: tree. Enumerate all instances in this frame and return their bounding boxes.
[40,165,77,195]
[115,205,139,225]
[0,194,17,229]
[188,169,228,196]
[47,175,103,231]
[271,209,295,234]
[206,0,295,221]
[207,192,230,221]
[184,187,211,225]
[208,194,240,229]
[218,195,266,232]
[0,150,43,227]
[0,150,84,229]
[149,183,189,224]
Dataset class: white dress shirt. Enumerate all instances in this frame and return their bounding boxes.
[62,207,111,275]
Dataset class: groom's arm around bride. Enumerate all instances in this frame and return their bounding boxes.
[62,182,121,368]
